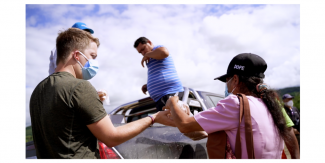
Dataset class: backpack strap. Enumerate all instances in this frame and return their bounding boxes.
[235,94,244,159]
[235,93,255,159]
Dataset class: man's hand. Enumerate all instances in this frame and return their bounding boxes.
[141,84,147,95]
[293,128,300,135]
[163,97,191,119]
[152,110,176,127]
[162,106,173,119]
[164,96,179,120]
[141,55,150,67]
[97,90,107,102]
[166,96,179,108]
[164,101,191,115]
[182,103,191,116]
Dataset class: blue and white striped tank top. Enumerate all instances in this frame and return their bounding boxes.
[147,45,184,102]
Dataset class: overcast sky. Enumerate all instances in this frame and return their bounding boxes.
[25,4,300,126]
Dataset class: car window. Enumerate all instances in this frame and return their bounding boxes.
[199,93,214,109]
[198,91,224,109]
[208,96,223,107]
[126,108,157,123]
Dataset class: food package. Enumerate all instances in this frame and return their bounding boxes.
[176,100,193,117]
[97,89,110,105]
[166,92,193,119]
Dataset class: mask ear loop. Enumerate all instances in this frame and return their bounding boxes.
[76,60,83,68]
[74,51,89,68]
[230,86,237,94]
[227,77,237,94]
[74,51,85,68]
[78,51,89,61]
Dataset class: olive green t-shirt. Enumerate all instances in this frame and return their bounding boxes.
[29,72,107,159]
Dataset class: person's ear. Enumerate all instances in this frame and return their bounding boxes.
[147,40,152,46]
[73,51,79,61]
[233,74,239,86]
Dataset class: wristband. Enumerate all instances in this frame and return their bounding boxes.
[148,115,155,126]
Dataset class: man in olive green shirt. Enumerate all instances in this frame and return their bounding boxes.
[30,28,174,159]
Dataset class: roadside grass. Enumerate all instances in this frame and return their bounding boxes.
[26,126,33,142]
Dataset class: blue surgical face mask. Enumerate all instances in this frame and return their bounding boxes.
[225,77,236,97]
[75,51,99,80]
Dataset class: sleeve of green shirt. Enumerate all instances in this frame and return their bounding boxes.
[276,100,294,128]
[71,81,107,125]
[281,106,294,128]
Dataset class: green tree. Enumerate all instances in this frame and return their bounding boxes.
[277,86,300,111]
[291,92,300,111]
[26,126,33,142]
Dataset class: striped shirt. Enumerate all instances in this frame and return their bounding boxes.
[146,45,184,102]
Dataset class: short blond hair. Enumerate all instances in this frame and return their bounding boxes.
[56,28,100,65]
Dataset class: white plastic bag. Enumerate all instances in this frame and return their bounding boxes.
[166,92,193,119]
[175,93,207,140]
[97,89,110,105]
[173,92,193,116]
[175,100,193,116]
[166,92,207,141]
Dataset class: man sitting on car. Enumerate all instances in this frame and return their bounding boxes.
[134,37,184,111]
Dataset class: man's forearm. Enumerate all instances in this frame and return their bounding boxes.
[284,127,300,159]
[91,115,153,147]
[145,48,169,60]
[170,99,188,130]
[111,116,152,146]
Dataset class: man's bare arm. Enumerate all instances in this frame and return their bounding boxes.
[145,47,169,60]
[284,127,300,159]
[87,111,174,147]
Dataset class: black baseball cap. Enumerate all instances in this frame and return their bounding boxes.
[214,53,267,82]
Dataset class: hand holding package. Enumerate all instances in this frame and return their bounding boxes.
[97,89,110,105]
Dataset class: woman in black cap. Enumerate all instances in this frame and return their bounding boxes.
[164,53,296,159]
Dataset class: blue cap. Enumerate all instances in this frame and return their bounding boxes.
[282,94,294,100]
[71,22,94,34]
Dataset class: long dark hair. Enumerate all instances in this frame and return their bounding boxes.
[237,75,290,140]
